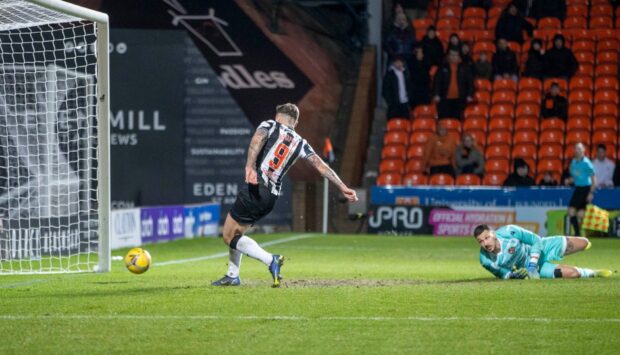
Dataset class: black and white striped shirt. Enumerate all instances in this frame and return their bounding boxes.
[255,120,316,195]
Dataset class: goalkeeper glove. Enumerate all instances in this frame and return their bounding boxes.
[508,267,528,279]
[527,262,540,279]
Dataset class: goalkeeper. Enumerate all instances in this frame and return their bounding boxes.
[473,224,613,279]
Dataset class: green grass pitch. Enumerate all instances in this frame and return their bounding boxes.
[1,234,619,354]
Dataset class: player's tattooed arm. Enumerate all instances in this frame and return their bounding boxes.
[245,128,268,184]
[307,155,358,202]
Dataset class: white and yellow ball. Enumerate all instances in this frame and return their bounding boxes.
[124,248,151,274]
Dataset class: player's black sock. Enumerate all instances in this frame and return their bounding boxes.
[570,216,580,236]
[230,235,241,250]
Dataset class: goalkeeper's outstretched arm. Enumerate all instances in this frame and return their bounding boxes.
[306,155,358,202]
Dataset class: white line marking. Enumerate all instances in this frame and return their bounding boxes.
[1,314,619,323]
[154,233,318,266]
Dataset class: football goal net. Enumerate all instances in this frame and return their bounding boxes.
[0,0,109,274]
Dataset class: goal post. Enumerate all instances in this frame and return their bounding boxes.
[0,0,109,274]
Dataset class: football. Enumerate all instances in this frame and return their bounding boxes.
[124,248,152,274]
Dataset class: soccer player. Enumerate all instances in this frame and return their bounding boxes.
[474,224,613,279]
[566,143,596,236]
[211,103,358,287]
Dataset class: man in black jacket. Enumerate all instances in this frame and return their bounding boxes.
[503,158,536,187]
[382,56,413,119]
[407,46,432,108]
[493,38,519,82]
[543,34,578,79]
[541,82,568,120]
[433,50,474,119]
[495,3,534,44]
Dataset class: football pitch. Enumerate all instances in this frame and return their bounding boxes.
[1,234,619,354]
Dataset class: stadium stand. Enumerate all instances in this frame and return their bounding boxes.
[377,0,620,187]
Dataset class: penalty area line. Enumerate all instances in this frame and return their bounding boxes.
[1,314,620,324]
[154,233,319,266]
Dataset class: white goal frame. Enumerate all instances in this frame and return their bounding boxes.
[23,0,110,272]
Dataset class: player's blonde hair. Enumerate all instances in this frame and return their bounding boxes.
[276,103,299,121]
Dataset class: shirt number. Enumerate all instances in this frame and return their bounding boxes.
[269,143,290,170]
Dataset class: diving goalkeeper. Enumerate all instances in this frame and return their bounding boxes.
[473,224,613,279]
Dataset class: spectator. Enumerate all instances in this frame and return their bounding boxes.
[463,0,492,10]
[614,159,620,187]
[474,52,493,80]
[495,2,534,44]
[454,134,485,177]
[407,46,432,108]
[422,122,458,176]
[460,42,475,76]
[382,56,413,119]
[532,0,566,21]
[433,50,474,119]
[592,144,616,188]
[503,158,536,186]
[523,38,545,80]
[384,12,416,64]
[566,143,596,236]
[512,0,534,16]
[544,34,578,79]
[541,82,568,120]
[447,33,461,53]
[421,26,445,67]
[539,171,559,186]
[492,38,519,82]
[399,0,430,20]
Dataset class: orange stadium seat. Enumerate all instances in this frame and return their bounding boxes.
[540,118,566,133]
[538,144,564,161]
[597,52,619,66]
[517,91,541,105]
[437,18,460,31]
[518,78,542,92]
[413,105,437,120]
[597,40,620,54]
[488,6,503,19]
[489,117,514,132]
[406,145,425,160]
[384,131,409,146]
[511,146,537,170]
[475,78,492,93]
[456,174,482,186]
[592,130,616,146]
[485,159,510,175]
[595,64,618,79]
[483,173,507,186]
[568,104,592,119]
[575,51,595,65]
[595,77,619,91]
[429,174,454,186]
[507,41,521,56]
[474,91,491,106]
[411,118,437,132]
[591,4,613,17]
[566,131,591,146]
[473,41,495,56]
[463,117,488,132]
[439,6,461,19]
[576,63,594,78]
[475,30,494,42]
[569,77,593,92]
[463,7,486,19]
[563,16,587,30]
[567,117,592,132]
[594,104,619,119]
[493,78,518,93]
[458,30,476,43]
[409,131,434,146]
[538,17,561,29]
[567,5,588,18]
[486,17,499,31]
[589,16,613,30]
[565,28,589,43]
[537,159,563,175]
[487,131,512,147]
[540,130,565,146]
[462,18,485,30]
[516,104,540,120]
[386,119,410,132]
[594,90,619,105]
[405,159,425,173]
[464,105,489,120]
[492,91,516,105]
[485,144,511,160]
[381,144,407,160]
[468,131,487,148]
[440,118,462,133]
[592,29,618,41]
[568,90,593,105]
[413,18,433,32]
[403,173,428,186]
[513,131,539,146]
[515,117,539,133]
[379,159,405,174]
[571,41,594,54]
[490,104,515,120]
[377,173,402,186]
[593,117,618,133]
